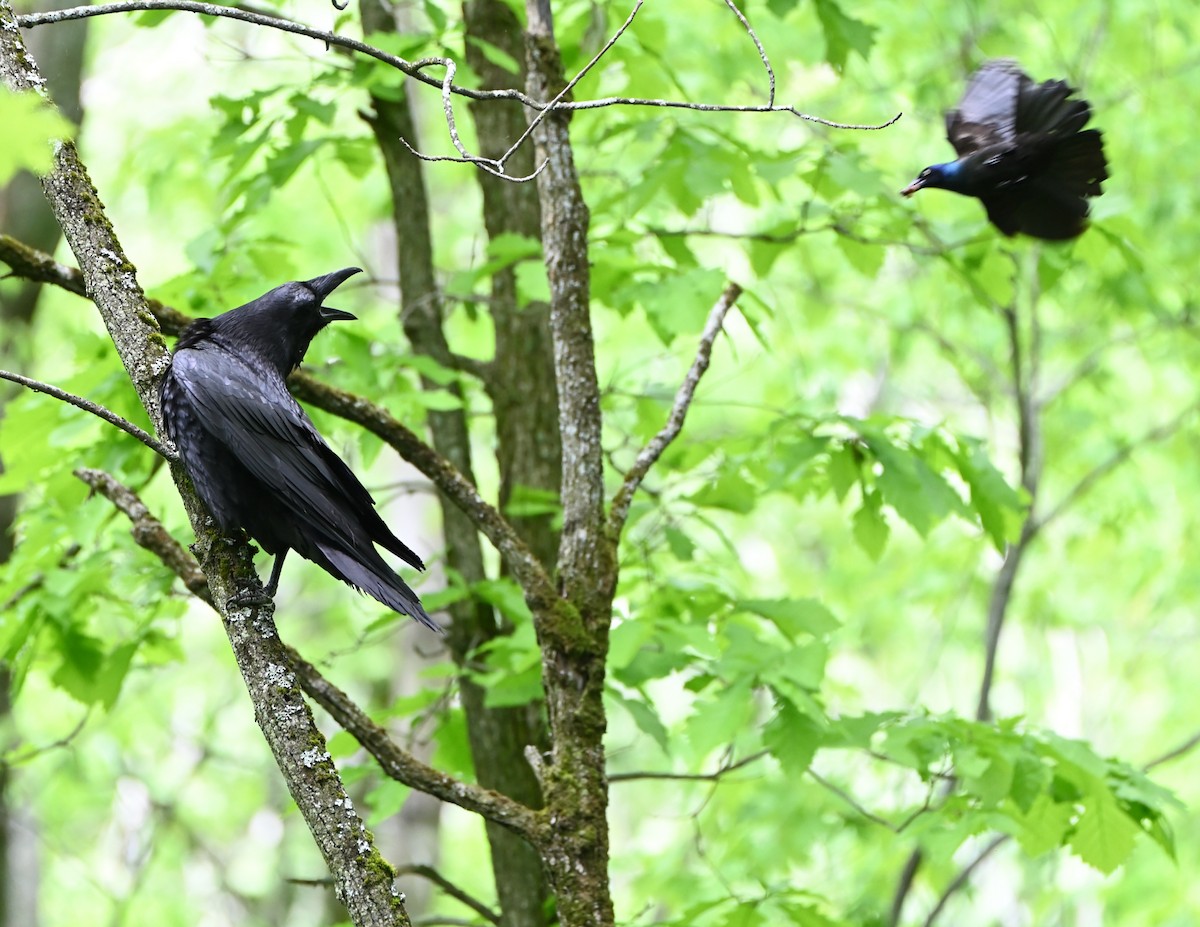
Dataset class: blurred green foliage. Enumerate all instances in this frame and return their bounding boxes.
[2,0,1199,924]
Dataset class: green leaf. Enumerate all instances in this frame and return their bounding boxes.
[611,689,671,754]
[503,485,562,519]
[689,469,756,514]
[826,443,860,502]
[50,629,135,709]
[466,36,522,75]
[365,778,412,824]
[685,681,755,760]
[1069,787,1141,874]
[954,439,1024,549]
[1010,792,1073,857]
[812,0,876,72]
[471,579,532,625]
[412,389,464,411]
[852,489,888,559]
[719,901,765,927]
[0,89,74,184]
[736,598,840,639]
[763,698,821,773]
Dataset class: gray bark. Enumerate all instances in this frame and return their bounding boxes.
[0,8,409,924]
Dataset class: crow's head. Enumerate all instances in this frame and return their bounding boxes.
[215,266,363,374]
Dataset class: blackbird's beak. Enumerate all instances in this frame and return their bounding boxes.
[306,266,363,301]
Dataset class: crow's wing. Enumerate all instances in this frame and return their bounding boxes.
[169,344,424,571]
[945,59,1025,156]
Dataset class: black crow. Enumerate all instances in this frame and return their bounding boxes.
[160,266,438,631]
[902,59,1109,240]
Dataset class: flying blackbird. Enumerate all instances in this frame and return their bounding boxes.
[902,59,1109,240]
[159,266,438,631]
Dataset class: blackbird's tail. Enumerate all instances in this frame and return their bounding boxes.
[318,543,442,632]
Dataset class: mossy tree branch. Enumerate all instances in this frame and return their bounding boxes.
[0,7,409,924]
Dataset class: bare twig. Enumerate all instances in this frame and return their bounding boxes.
[721,0,774,106]
[395,864,500,924]
[16,0,901,183]
[609,749,767,783]
[70,467,544,842]
[807,769,908,832]
[0,368,174,460]
[287,646,546,843]
[5,711,91,765]
[73,468,211,602]
[1031,398,1200,540]
[397,136,549,182]
[921,835,1008,927]
[17,1,533,104]
[1144,727,1200,771]
[0,234,559,617]
[494,0,644,170]
[609,282,741,537]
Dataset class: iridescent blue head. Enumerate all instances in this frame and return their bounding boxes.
[901,161,967,197]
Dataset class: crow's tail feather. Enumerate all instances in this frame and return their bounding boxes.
[319,545,442,632]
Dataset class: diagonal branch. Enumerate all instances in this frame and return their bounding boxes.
[0,11,408,923]
[0,233,559,618]
[287,649,546,843]
[72,466,545,843]
[2,368,175,459]
[286,372,557,613]
[721,0,774,106]
[1029,397,1200,541]
[608,282,741,538]
[16,0,900,185]
[73,467,210,601]
[17,1,531,105]
[393,865,500,924]
[609,748,766,783]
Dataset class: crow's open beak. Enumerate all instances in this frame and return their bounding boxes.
[319,306,357,322]
[307,266,363,301]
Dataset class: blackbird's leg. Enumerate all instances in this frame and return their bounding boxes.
[263,549,287,597]
[226,550,288,609]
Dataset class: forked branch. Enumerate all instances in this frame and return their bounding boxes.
[609,282,742,537]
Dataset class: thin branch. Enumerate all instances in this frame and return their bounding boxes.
[609,749,767,783]
[397,135,549,182]
[71,467,543,842]
[1144,727,1200,771]
[286,371,557,612]
[15,0,902,175]
[395,865,500,924]
[921,835,1008,927]
[395,55,550,179]
[17,1,533,105]
[721,0,774,107]
[609,282,741,537]
[287,646,546,844]
[1030,397,1200,540]
[494,0,644,170]
[562,96,900,128]
[0,232,86,293]
[807,769,907,832]
[5,710,91,765]
[0,235,559,615]
[73,468,211,603]
[0,368,175,460]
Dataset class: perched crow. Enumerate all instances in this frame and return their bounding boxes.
[160,267,439,631]
[902,59,1109,240]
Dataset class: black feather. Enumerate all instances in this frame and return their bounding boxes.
[160,267,439,631]
[902,59,1109,240]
